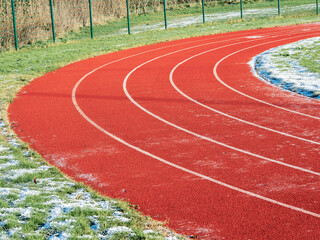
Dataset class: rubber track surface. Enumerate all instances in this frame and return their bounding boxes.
[9,24,320,239]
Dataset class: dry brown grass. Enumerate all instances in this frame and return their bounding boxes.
[0,0,128,49]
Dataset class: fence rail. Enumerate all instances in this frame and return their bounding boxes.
[0,0,319,51]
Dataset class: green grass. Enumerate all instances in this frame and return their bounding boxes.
[294,40,320,75]
[266,36,320,96]
[269,37,320,75]
[59,0,318,41]
[0,140,177,238]
[0,3,319,239]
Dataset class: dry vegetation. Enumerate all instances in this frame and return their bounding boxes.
[0,0,127,48]
[0,0,263,49]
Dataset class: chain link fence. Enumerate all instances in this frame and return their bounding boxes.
[1,0,319,51]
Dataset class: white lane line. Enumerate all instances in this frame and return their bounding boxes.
[72,28,320,219]
[170,41,320,146]
[73,86,320,219]
[123,32,320,177]
[69,28,254,88]
[213,36,320,121]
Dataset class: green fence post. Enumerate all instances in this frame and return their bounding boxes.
[126,0,131,35]
[49,0,56,42]
[278,0,281,16]
[317,0,319,15]
[88,0,93,38]
[10,0,18,50]
[202,0,205,23]
[240,0,243,19]
[163,0,167,29]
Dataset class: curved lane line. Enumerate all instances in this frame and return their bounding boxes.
[123,32,320,176]
[170,38,320,146]
[73,89,320,219]
[72,29,320,219]
[213,35,320,120]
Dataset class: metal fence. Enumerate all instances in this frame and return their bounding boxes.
[1,0,319,51]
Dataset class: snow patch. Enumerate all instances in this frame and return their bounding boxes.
[143,229,155,234]
[250,37,320,99]
[18,187,41,201]
[0,160,18,170]
[101,226,133,238]
[0,220,6,227]
[6,227,22,237]
[48,232,70,240]
[0,146,9,152]
[20,207,32,219]
[5,168,39,180]
[99,201,112,210]
[0,155,14,160]
[111,211,130,223]
[51,219,76,229]
[3,165,52,180]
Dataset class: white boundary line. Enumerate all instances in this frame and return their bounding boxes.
[170,39,320,146]
[123,32,320,176]
[72,27,320,219]
[213,36,320,121]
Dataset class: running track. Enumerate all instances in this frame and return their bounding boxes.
[9,23,320,239]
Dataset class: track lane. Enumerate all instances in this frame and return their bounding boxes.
[167,35,320,170]
[8,24,320,239]
[75,25,320,232]
[123,30,320,171]
[214,37,320,120]
[75,64,320,238]
[172,34,320,142]
[170,40,320,146]
[75,54,320,209]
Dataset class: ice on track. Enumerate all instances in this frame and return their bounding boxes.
[250,37,320,99]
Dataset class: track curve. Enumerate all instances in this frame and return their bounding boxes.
[9,23,320,239]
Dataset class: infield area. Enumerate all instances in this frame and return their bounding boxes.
[8,23,320,239]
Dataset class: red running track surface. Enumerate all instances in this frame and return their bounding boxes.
[9,23,320,239]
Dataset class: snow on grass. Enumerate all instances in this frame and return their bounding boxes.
[101,226,134,238]
[0,155,15,160]
[20,207,32,219]
[4,167,45,180]
[17,188,41,201]
[119,3,316,34]
[0,117,182,239]
[250,37,320,99]
[0,160,18,169]
[0,146,9,152]
[111,211,131,223]
[48,232,70,240]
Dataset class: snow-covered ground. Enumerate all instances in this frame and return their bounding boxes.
[250,37,320,99]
